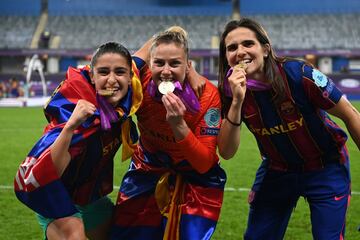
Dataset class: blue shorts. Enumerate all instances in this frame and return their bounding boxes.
[37,196,114,239]
[244,163,351,240]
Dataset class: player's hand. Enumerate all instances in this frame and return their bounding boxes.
[161,92,186,126]
[228,65,247,104]
[66,99,96,130]
[187,63,206,98]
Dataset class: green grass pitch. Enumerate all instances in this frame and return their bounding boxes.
[0,102,359,239]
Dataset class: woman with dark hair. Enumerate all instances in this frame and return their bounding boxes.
[14,42,142,240]
[217,18,360,239]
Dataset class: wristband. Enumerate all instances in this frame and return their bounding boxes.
[225,115,242,126]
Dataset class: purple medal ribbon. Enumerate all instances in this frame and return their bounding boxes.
[174,81,200,114]
[147,80,200,114]
[96,94,119,131]
[223,67,271,97]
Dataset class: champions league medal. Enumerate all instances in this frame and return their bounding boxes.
[98,89,115,96]
[235,62,248,87]
[235,62,247,70]
[158,81,175,94]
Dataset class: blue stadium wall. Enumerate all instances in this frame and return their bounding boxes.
[0,0,359,100]
[0,0,41,16]
[0,0,359,16]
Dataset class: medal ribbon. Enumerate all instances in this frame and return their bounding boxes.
[96,94,119,131]
[223,67,272,97]
[147,80,200,114]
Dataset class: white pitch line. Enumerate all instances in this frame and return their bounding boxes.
[2,185,359,195]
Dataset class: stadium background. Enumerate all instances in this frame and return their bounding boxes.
[0,0,359,239]
[0,0,359,103]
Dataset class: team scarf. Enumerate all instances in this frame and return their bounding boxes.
[111,149,226,240]
[14,65,142,218]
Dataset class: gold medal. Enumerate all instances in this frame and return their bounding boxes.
[97,89,114,96]
[158,81,175,94]
[235,62,247,70]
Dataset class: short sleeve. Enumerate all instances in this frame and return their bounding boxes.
[302,65,343,109]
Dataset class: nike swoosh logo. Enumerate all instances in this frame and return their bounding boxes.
[334,195,346,201]
[244,113,257,119]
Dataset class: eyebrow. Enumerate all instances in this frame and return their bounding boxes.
[96,66,128,71]
[226,39,255,47]
[226,42,237,47]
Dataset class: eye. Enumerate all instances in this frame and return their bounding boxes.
[243,40,255,48]
[153,59,164,67]
[170,60,182,68]
[115,68,127,75]
[97,69,109,76]
[226,44,237,52]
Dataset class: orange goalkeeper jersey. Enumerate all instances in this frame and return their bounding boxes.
[134,60,222,173]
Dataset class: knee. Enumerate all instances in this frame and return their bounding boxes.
[47,217,86,240]
[62,220,86,240]
[63,227,86,240]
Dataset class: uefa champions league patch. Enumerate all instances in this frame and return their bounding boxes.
[312,69,328,88]
[204,108,220,127]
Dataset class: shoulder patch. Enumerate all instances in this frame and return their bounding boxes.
[312,69,328,88]
[204,108,221,127]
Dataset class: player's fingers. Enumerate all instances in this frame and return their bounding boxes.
[161,94,175,113]
[162,93,185,116]
[168,93,186,112]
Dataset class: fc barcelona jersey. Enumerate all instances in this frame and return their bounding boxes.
[242,60,348,172]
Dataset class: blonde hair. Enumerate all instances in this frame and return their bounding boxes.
[166,25,188,39]
[151,26,189,59]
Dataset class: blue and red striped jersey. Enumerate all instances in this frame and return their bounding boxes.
[242,60,348,172]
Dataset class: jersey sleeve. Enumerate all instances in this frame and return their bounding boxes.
[175,82,222,174]
[302,64,343,110]
[132,56,146,70]
[132,56,152,87]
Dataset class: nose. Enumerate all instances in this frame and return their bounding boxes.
[162,64,171,73]
[108,72,117,85]
[236,45,246,58]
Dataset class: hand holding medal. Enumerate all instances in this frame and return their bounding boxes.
[234,61,248,87]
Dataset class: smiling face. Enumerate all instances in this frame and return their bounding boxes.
[150,42,189,87]
[225,27,269,81]
[90,52,131,106]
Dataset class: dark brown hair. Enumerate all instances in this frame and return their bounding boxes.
[218,18,287,116]
[90,41,132,72]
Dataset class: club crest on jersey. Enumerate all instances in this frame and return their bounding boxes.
[312,69,328,88]
[322,91,329,98]
[204,108,220,127]
[280,101,295,115]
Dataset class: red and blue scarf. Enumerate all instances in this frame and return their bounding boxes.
[14,65,142,218]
